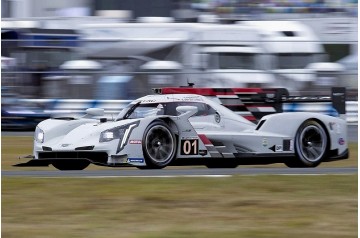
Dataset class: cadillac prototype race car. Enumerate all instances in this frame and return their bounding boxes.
[16,87,348,170]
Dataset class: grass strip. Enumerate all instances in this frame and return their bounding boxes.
[2,175,357,238]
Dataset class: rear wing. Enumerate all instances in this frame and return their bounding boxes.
[154,87,346,122]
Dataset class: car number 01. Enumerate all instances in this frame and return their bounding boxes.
[181,139,198,155]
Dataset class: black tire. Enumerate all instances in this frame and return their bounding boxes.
[285,120,328,168]
[142,121,177,169]
[52,160,90,170]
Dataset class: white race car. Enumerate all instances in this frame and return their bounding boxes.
[17,89,348,170]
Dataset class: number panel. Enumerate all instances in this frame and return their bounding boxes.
[180,139,199,155]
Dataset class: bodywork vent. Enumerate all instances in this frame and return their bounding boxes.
[42,146,52,151]
[283,140,292,151]
[75,146,95,151]
[255,120,266,130]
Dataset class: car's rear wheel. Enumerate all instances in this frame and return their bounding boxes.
[52,160,90,170]
[285,120,328,168]
[142,121,176,169]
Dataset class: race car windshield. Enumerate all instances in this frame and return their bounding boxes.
[117,102,167,120]
[117,102,214,120]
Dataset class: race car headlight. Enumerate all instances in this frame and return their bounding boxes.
[99,122,139,145]
[102,131,115,141]
[100,127,126,143]
[35,127,44,143]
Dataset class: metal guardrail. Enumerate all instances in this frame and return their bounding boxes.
[19,99,358,124]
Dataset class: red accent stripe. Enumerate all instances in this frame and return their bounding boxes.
[243,115,257,121]
[198,134,212,145]
[161,88,263,96]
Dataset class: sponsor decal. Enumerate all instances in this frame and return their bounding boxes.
[199,150,208,156]
[129,140,142,144]
[127,158,145,163]
[173,96,204,102]
[275,145,283,152]
[181,129,192,132]
[269,145,283,152]
[338,138,345,145]
[141,99,156,103]
[181,136,198,140]
[262,138,268,147]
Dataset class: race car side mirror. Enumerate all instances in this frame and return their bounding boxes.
[85,108,105,117]
[176,106,198,119]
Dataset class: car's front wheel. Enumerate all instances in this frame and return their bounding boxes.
[52,160,90,170]
[285,120,328,168]
[142,121,177,169]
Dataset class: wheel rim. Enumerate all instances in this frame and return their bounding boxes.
[299,125,327,162]
[145,125,175,163]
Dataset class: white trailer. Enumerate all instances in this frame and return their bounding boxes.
[74,20,346,96]
[187,23,275,88]
[241,20,345,92]
[78,22,275,92]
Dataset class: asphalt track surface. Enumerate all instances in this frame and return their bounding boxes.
[2,124,357,178]
[2,167,357,178]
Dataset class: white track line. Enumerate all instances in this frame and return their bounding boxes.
[34,175,233,179]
